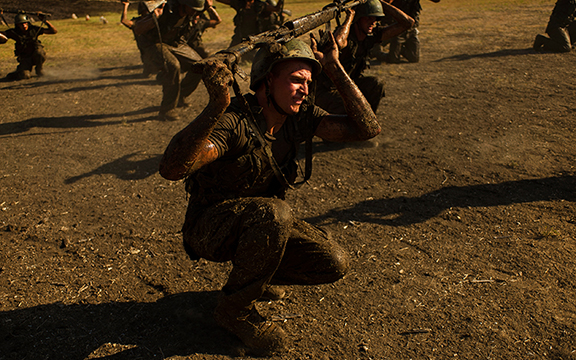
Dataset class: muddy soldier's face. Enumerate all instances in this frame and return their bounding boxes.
[268,60,313,115]
[358,16,377,35]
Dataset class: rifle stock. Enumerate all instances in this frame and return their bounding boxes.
[195,0,365,70]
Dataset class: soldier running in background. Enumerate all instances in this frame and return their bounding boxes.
[183,0,222,58]
[133,0,206,121]
[315,0,413,114]
[0,12,57,80]
[534,0,576,53]
[159,33,381,355]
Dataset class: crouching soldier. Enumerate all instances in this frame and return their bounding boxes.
[0,12,57,80]
[315,0,414,114]
[159,33,381,355]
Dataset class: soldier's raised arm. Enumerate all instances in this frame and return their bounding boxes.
[311,31,381,142]
[120,1,134,29]
[204,0,222,26]
[43,20,58,35]
[377,0,414,42]
[333,8,355,49]
[159,61,233,180]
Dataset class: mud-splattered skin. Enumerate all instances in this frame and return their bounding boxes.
[310,32,381,142]
[333,8,355,49]
[159,60,233,181]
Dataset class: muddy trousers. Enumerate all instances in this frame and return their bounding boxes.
[152,43,203,113]
[387,28,420,63]
[536,23,576,52]
[183,197,350,311]
[315,75,385,114]
[14,46,46,79]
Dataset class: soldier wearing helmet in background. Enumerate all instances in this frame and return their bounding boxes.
[315,0,413,114]
[159,32,381,354]
[533,0,576,53]
[132,0,206,121]
[0,12,58,80]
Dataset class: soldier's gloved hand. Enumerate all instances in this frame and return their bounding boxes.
[203,60,233,108]
[310,30,339,67]
[38,13,47,21]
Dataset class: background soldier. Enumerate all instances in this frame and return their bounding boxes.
[315,0,413,114]
[534,0,576,53]
[120,1,165,76]
[184,0,222,58]
[0,12,57,80]
[132,0,206,121]
[159,34,381,355]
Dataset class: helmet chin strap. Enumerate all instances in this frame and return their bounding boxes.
[265,81,290,116]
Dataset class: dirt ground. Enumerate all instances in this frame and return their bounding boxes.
[1,0,575,359]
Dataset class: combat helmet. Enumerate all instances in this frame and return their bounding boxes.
[178,0,205,11]
[250,38,322,91]
[354,0,385,20]
[14,13,31,25]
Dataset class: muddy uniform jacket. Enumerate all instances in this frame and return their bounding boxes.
[3,25,45,58]
[185,94,327,206]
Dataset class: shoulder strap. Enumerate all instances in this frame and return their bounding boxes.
[230,77,313,189]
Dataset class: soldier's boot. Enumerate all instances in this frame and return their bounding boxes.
[158,109,180,122]
[214,302,287,355]
[177,97,191,108]
[259,286,286,301]
[35,65,44,77]
[19,70,31,80]
[533,34,547,52]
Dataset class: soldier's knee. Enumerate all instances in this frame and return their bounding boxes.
[254,198,293,227]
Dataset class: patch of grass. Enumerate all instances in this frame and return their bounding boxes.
[535,226,560,240]
[0,0,555,72]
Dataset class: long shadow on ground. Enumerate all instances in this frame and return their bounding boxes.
[0,291,243,360]
[304,175,576,226]
[0,107,159,137]
[65,153,163,183]
[434,48,535,62]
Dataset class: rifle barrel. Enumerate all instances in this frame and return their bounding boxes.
[196,0,365,69]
